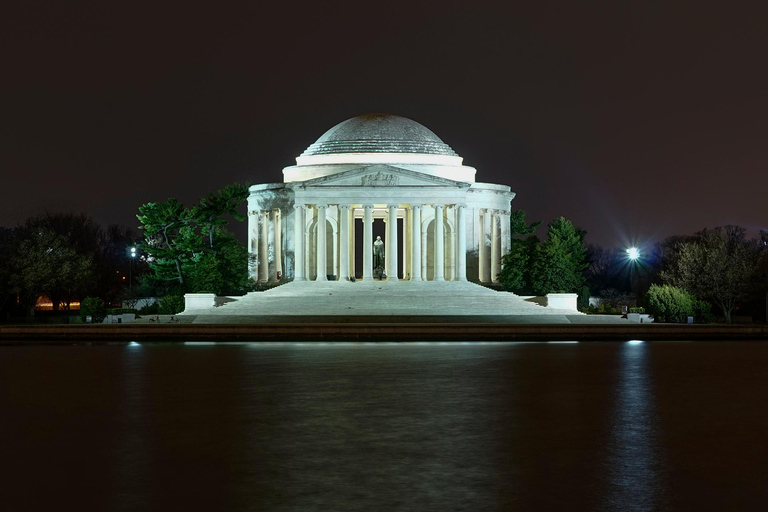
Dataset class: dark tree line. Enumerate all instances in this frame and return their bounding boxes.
[0,213,144,318]
[498,210,768,323]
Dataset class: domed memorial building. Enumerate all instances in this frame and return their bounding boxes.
[247,114,514,285]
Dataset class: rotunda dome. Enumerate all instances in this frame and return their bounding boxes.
[300,114,459,157]
[286,113,475,183]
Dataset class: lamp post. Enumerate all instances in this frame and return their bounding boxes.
[626,247,640,308]
[129,247,136,298]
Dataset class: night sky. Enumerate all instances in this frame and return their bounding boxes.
[3,1,766,247]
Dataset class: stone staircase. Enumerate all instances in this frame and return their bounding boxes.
[183,280,583,320]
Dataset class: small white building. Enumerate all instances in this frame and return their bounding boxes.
[247,114,515,284]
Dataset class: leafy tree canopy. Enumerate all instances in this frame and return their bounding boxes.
[531,217,588,295]
[660,225,761,323]
[137,183,251,294]
[499,213,588,296]
[499,210,541,294]
[12,228,94,313]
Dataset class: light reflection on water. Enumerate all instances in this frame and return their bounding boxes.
[601,341,666,511]
[2,341,768,511]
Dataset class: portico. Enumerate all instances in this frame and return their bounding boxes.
[247,114,514,285]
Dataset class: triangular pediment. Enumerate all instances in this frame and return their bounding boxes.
[297,165,470,188]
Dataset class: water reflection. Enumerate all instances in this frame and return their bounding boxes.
[602,341,667,511]
[4,342,768,510]
[236,343,502,510]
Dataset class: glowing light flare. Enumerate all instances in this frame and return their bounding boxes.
[626,247,640,260]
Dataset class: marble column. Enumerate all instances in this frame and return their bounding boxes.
[269,210,278,282]
[500,211,509,269]
[434,204,445,281]
[259,210,269,283]
[411,205,422,281]
[339,204,350,280]
[350,207,356,278]
[457,204,467,281]
[387,204,399,281]
[363,204,373,280]
[248,209,258,281]
[403,207,410,279]
[274,209,282,281]
[491,210,500,283]
[422,220,428,280]
[293,204,305,281]
[316,204,327,281]
[480,209,491,283]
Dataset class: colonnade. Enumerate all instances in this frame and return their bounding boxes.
[477,208,509,284]
[250,204,509,284]
[248,209,282,283]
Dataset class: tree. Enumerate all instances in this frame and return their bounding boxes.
[530,217,588,295]
[499,214,588,297]
[499,235,539,294]
[137,184,251,294]
[660,226,759,323]
[137,198,196,287]
[499,210,541,294]
[192,184,249,252]
[12,228,94,315]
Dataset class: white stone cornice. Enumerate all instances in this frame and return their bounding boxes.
[292,164,473,188]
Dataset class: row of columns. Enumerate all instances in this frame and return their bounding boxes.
[251,204,509,284]
[248,209,282,283]
[295,203,468,282]
[478,209,509,284]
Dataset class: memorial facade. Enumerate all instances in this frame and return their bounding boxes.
[247,114,515,284]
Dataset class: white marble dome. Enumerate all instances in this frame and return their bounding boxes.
[286,114,475,182]
[301,114,459,157]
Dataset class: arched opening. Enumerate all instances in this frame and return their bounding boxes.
[307,217,336,280]
[425,217,454,280]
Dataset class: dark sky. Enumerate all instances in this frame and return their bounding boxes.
[2,1,766,247]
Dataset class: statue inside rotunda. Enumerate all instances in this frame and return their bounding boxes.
[247,113,515,285]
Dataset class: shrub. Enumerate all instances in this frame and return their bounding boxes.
[158,295,185,315]
[80,297,106,324]
[138,302,159,315]
[645,284,695,323]
[577,286,591,310]
[629,307,645,314]
[583,303,623,315]
[693,300,713,324]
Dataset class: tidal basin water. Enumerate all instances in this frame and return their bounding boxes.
[2,342,768,511]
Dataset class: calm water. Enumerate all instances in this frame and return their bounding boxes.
[2,341,768,511]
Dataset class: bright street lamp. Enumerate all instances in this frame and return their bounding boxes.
[626,247,640,261]
[129,247,136,298]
